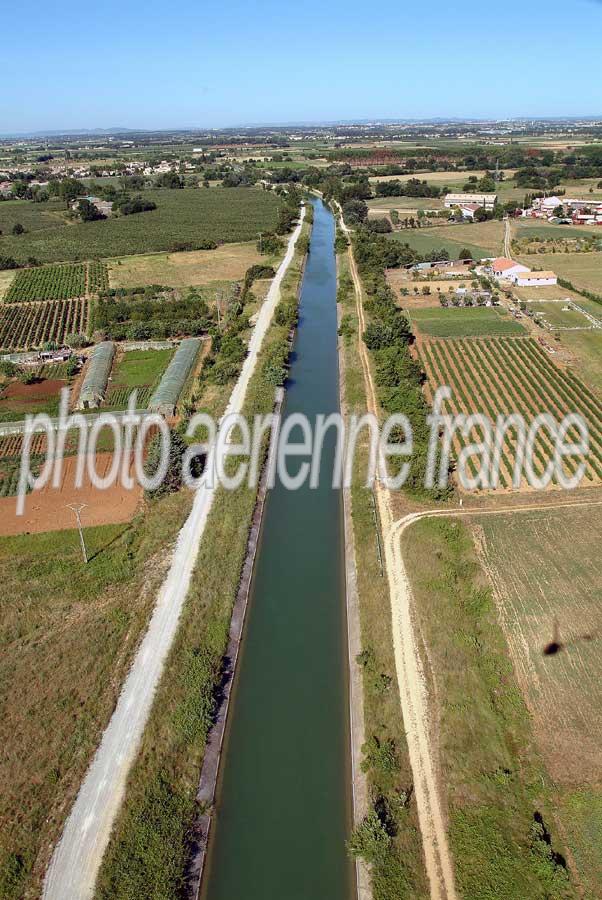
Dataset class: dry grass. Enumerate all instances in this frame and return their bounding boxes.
[518,251,602,295]
[0,270,16,301]
[474,505,602,897]
[426,219,504,254]
[0,492,193,899]
[107,241,265,289]
[368,169,513,184]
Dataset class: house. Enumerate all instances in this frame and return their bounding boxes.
[458,202,480,219]
[531,196,563,216]
[513,270,558,287]
[444,192,497,210]
[490,258,530,280]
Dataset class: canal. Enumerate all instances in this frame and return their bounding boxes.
[201,198,354,900]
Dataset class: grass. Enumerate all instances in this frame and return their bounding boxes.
[513,224,602,241]
[525,301,593,329]
[476,507,602,897]
[94,220,310,899]
[389,227,496,262]
[410,306,526,337]
[0,270,16,301]
[403,515,577,899]
[108,241,268,290]
[0,188,281,264]
[0,199,70,236]
[562,330,602,394]
[338,251,429,898]
[0,492,193,899]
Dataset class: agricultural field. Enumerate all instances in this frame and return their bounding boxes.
[0,198,70,235]
[368,168,513,185]
[419,335,602,489]
[0,188,281,264]
[475,506,602,897]
[0,375,69,422]
[404,516,577,899]
[513,223,602,242]
[104,348,174,409]
[108,241,264,290]
[410,306,525,337]
[517,250,602,295]
[5,263,87,302]
[389,224,499,261]
[0,298,89,350]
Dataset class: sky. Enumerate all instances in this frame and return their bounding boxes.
[2,0,602,133]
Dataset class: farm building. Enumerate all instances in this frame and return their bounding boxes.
[490,258,530,280]
[148,337,201,416]
[444,192,497,210]
[70,195,114,217]
[77,341,115,409]
[512,270,558,287]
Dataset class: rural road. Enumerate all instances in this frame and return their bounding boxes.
[43,208,305,900]
[504,216,511,257]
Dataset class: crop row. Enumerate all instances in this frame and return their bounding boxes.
[5,263,87,302]
[420,336,602,489]
[0,299,89,350]
[88,261,109,294]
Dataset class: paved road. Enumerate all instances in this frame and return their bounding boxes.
[43,209,305,900]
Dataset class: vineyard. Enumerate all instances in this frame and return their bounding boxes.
[419,335,602,489]
[0,299,89,350]
[5,263,87,302]
[4,261,109,302]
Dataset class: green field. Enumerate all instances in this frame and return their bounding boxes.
[389,228,494,261]
[514,224,602,242]
[0,199,70,235]
[410,306,525,337]
[0,188,281,264]
[105,348,174,409]
[562,329,602,394]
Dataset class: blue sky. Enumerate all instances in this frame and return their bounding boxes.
[2,0,601,132]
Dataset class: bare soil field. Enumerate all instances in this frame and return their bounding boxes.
[474,505,602,896]
[108,241,264,289]
[0,454,141,535]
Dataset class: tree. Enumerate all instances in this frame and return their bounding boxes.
[459,248,473,260]
[11,223,25,235]
[144,428,198,499]
[77,199,105,222]
[553,205,564,217]
[58,178,85,204]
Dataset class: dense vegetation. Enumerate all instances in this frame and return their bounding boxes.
[5,262,87,302]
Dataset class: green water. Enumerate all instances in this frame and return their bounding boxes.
[202,199,354,899]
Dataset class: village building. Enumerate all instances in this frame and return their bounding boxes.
[512,270,558,287]
[444,192,497,210]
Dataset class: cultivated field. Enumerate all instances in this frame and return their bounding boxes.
[108,241,264,289]
[419,335,602,489]
[475,505,602,896]
[0,188,281,264]
[525,301,597,330]
[104,348,174,409]
[0,270,16,301]
[0,298,90,350]
[562,330,602,395]
[5,263,87,302]
[410,306,525,337]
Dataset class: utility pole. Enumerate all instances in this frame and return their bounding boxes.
[67,503,88,563]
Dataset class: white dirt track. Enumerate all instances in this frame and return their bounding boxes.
[43,208,305,900]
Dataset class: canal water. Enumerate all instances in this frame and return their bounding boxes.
[201,198,353,900]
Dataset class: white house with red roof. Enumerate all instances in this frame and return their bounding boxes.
[491,258,530,280]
